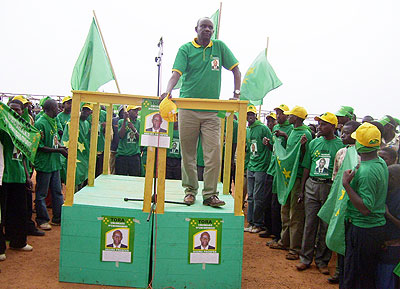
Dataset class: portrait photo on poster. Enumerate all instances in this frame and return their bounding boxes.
[193,230,217,250]
[106,228,129,249]
[145,112,168,134]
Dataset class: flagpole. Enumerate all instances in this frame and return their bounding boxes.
[93,10,121,94]
[217,2,222,39]
[259,36,270,117]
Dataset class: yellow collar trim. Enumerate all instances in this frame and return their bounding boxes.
[191,38,213,48]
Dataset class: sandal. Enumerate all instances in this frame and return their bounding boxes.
[269,242,287,250]
[285,252,299,260]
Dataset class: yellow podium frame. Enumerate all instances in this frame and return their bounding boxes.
[64,91,248,216]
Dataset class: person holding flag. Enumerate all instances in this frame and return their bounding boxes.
[269,106,312,262]
[161,17,241,207]
[297,112,344,274]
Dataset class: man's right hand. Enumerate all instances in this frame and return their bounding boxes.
[263,137,270,146]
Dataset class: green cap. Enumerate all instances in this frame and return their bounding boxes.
[39,96,52,107]
[335,106,354,118]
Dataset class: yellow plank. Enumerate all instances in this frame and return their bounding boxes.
[223,113,234,194]
[218,118,225,182]
[155,148,167,214]
[88,103,100,187]
[103,104,113,175]
[65,93,81,206]
[143,146,155,213]
[234,103,247,216]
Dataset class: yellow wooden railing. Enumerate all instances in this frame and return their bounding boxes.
[65,91,248,216]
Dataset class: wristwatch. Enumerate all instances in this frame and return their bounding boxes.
[234,89,241,95]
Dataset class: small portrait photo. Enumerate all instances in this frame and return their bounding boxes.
[314,157,330,175]
[193,230,217,250]
[106,229,129,249]
[211,57,220,71]
[171,140,179,154]
[127,130,136,143]
[145,112,168,134]
[250,141,257,156]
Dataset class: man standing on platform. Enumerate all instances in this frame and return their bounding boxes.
[161,17,241,207]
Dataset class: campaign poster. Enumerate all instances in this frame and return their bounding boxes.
[100,216,135,263]
[188,218,222,264]
[140,99,173,148]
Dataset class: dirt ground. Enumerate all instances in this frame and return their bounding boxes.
[0,213,338,289]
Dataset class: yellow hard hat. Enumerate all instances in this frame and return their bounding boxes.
[159,97,177,122]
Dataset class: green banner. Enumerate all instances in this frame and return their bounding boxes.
[318,146,359,256]
[100,216,135,263]
[140,99,173,148]
[188,218,222,264]
[273,138,301,205]
[0,102,40,162]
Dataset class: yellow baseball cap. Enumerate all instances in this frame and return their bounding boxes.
[266,112,276,120]
[274,104,289,112]
[247,105,257,114]
[13,95,31,105]
[126,105,141,112]
[284,106,307,119]
[351,122,381,147]
[159,97,177,122]
[82,103,93,110]
[62,96,72,103]
[314,112,338,128]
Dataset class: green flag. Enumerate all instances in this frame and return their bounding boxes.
[318,146,359,255]
[394,262,400,277]
[273,138,301,205]
[173,9,220,91]
[71,18,114,91]
[210,9,219,40]
[241,50,282,106]
[0,102,40,162]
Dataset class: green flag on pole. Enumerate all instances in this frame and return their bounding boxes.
[273,138,301,205]
[71,18,114,91]
[174,9,220,91]
[0,102,40,163]
[318,146,359,256]
[240,50,282,106]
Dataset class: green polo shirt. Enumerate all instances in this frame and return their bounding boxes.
[57,111,71,131]
[267,121,294,175]
[167,129,181,159]
[0,130,26,183]
[346,157,388,228]
[117,118,141,157]
[34,114,62,172]
[247,120,273,172]
[286,125,313,178]
[303,136,344,179]
[173,39,238,100]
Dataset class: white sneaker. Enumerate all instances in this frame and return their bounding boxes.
[0,254,6,261]
[244,225,253,232]
[39,223,52,230]
[250,226,262,233]
[10,244,33,251]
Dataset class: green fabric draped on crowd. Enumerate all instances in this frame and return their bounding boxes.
[0,102,40,162]
[318,145,359,256]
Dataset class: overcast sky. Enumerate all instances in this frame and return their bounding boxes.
[1,0,399,119]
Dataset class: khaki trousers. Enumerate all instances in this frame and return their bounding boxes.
[279,178,305,254]
[179,109,220,199]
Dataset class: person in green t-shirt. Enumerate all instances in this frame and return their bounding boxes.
[341,122,388,288]
[266,112,277,132]
[116,105,141,176]
[57,96,72,131]
[244,105,273,233]
[34,99,68,231]
[166,120,181,180]
[0,100,34,252]
[297,112,344,273]
[160,17,241,207]
[262,104,293,240]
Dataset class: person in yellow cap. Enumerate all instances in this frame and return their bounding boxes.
[160,17,241,207]
[261,104,293,241]
[296,112,344,274]
[57,96,72,130]
[116,105,141,176]
[266,112,277,132]
[244,104,273,233]
[341,122,388,288]
[269,106,312,261]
